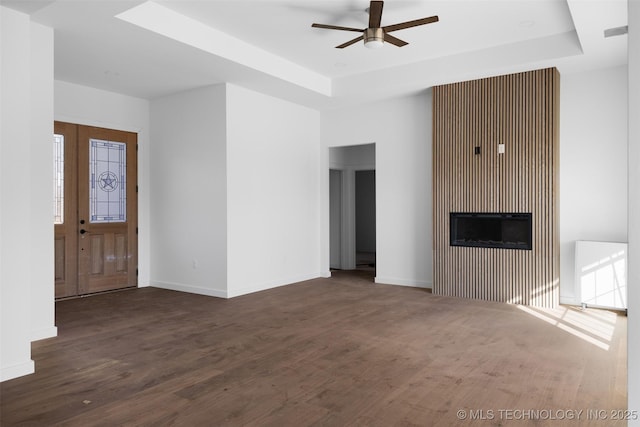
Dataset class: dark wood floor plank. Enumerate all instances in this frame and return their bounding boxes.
[1,271,627,426]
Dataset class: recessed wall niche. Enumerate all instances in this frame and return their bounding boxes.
[433,68,560,307]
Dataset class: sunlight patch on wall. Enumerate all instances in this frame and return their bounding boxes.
[576,241,627,310]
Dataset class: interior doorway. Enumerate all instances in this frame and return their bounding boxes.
[54,121,138,298]
[328,144,376,274]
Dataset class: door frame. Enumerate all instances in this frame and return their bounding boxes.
[329,169,342,269]
[54,122,79,297]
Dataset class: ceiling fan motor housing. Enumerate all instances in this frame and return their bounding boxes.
[364,28,384,47]
[311,1,438,49]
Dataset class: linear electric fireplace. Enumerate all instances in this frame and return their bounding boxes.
[450,212,532,250]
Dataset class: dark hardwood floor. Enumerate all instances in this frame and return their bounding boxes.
[1,271,627,426]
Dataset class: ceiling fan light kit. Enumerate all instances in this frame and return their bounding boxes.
[312,0,438,49]
[364,28,384,48]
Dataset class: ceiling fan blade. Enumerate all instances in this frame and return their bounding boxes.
[384,33,408,47]
[312,23,364,32]
[383,15,439,33]
[336,35,364,49]
[368,1,384,28]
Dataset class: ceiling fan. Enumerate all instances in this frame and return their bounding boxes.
[311,1,439,49]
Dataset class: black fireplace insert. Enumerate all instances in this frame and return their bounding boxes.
[450,212,532,250]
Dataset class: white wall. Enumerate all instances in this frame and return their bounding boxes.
[149,84,227,297]
[54,80,151,287]
[627,0,640,421]
[1,7,55,381]
[226,84,322,297]
[322,92,432,288]
[150,83,321,298]
[559,66,629,305]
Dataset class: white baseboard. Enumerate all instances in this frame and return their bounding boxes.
[150,281,227,299]
[151,273,324,299]
[1,359,35,382]
[227,272,321,298]
[374,276,433,289]
[31,326,57,342]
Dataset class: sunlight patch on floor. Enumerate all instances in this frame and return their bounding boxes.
[516,304,617,351]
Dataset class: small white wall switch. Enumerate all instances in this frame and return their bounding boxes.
[498,144,505,154]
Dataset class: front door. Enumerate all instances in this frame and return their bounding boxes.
[54,122,137,298]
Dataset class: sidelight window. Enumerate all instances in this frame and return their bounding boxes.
[53,134,64,224]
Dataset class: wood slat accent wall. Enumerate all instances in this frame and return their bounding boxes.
[432,68,560,307]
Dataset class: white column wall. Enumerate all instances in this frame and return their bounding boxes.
[1,7,55,382]
[149,84,227,297]
[30,22,56,341]
[1,6,34,382]
[54,81,151,287]
[627,0,640,421]
[226,84,322,297]
[559,66,629,305]
[322,91,433,288]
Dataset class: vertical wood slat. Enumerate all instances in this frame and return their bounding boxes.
[432,68,560,308]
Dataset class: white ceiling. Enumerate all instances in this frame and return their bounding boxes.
[1,0,628,109]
